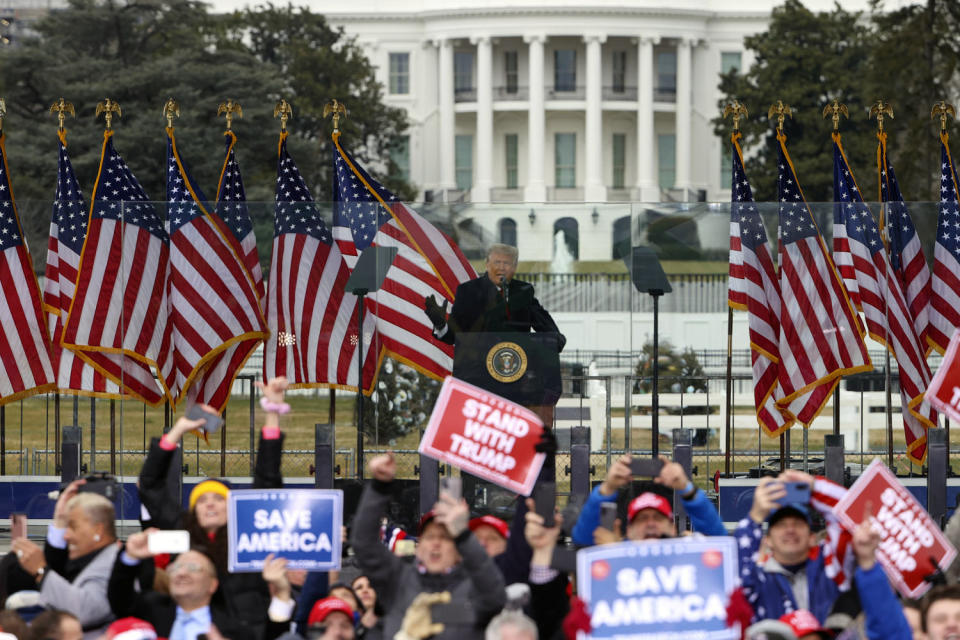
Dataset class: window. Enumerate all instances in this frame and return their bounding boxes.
[721,51,742,75]
[498,218,517,247]
[612,51,627,93]
[389,53,409,95]
[555,133,576,188]
[554,49,576,92]
[455,135,473,191]
[454,52,474,96]
[612,133,626,189]
[391,136,410,182]
[656,51,676,98]
[612,216,631,260]
[505,134,519,189]
[505,51,519,94]
[658,134,676,191]
[553,217,579,260]
[720,144,732,191]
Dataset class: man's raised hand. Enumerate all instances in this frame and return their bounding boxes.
[368,452,397,483]
[424,295,448,330]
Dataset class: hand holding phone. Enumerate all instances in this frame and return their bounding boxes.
[533,482,556,528]
[774,481,812,507]
[148,530,190,555]
[10,513,26,541]
[186,404,224,434]
[440,476,462,501]
[600,502,617,531]
[629,457,665,477]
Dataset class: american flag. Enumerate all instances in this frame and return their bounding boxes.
[832,135,934,464]
[215,131,264,305]
[774,133,870,425]
[879,134,932,355]
[263,132,355,389]
[930,132,960,355]
[165,129,268,410]
[0,133,55,403]
[332,133,476,391]
[727,133,792,436]
[61,131,173,406]
[43,132,121,397]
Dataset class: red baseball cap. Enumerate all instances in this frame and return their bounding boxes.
[627,492,673,522]
[106,618,157,640]
[418,510,438,535]
[308,597,355,627]
[780,610,832,638]
[469,515,509,539]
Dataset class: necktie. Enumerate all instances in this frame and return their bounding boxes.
[169,612,195,640]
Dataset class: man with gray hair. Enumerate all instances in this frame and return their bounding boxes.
[485,610,538,640]
[424,243,565,351]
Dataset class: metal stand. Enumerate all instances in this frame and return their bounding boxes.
[824,434,845,486]
[672,428,692,531]
[570,426,591,498]
[928,429,948,527]
[314,423,336,489]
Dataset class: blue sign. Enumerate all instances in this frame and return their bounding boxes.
[576,537,738,640]
[227,488,343,572]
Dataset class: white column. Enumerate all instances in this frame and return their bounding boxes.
[673,37,693,195]
[472,35,493,203]
[634,36,659,202]
[437,37,457,193]
[523,33,546,202]
[583,33,606,202]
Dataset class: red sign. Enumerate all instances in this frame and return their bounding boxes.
[926,328,960,422]
[419,376,545,496]
[833,459,956,598]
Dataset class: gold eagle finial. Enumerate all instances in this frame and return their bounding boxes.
[217,100,243,131]
[162,98,180,129]
[323,99,348,133]
[869,100,894,132]
[723,101,748,132]
[274,99,293,132]
[932,101,956,132]
[95,99,122,130]
[822,100,848,132]
[767,100,792,132]
[49,98,76,132]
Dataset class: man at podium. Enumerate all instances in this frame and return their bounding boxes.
[423,243,566,351]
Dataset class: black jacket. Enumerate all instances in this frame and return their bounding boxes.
[440,274,565,350]
[136,433,284,639]
[107,554,264,640]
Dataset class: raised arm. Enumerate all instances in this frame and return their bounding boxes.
[253,377,289,489]
[139,413,206,529]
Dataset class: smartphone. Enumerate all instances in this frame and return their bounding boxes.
[148,529,191,555]
[551,546,577,573]
[600,502,618,531]
[186,404,224,434]
[440,476,462,501]
[432,601,475,625]
[630,457,665,477]
[10,513,26,541]
[774,481,812,506]
[533,481,556,528]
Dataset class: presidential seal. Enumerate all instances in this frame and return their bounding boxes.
[486,341,527,383]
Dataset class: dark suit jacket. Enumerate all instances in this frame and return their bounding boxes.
[107,552,284,640]
[440,274,565,350]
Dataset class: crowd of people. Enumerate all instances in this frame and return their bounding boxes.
[0,376,957,640]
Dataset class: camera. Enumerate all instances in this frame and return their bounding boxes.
[77,472,119,501]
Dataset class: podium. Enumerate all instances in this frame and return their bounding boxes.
[453,332,562,407]
[453,332,562,504]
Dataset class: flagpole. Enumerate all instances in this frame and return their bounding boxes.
[724,305,733,475]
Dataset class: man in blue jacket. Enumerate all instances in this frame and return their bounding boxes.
[571,454,725,545]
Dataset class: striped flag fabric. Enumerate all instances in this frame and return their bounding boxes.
[42,131,121,397]
[0,132,55,403]
[930,132,960,355]
[878,133,932,355]
[332,132,477,391]
[263,131,355,389]
[165,128,268,410]
[726,132,792,436]
[774,132,871,425]
[61,130,173,406]
[831,133,934,464]
[215,131,264,305]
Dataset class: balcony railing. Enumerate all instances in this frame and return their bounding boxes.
[547,85,585,99]
[454,88,477,102]
[546,187,584,201]
[603,86,638,100]
[490,187,523,202]
[493,86,528,100]
[654,86,677,102]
